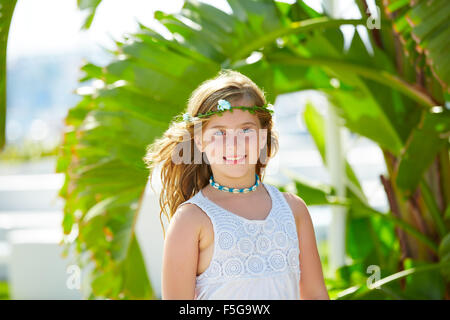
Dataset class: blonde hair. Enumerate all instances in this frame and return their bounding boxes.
[143,69,279,239]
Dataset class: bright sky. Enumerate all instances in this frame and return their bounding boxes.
[7,0,182,60]
[7,0,326,61]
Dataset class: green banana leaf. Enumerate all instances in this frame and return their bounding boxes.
[396,108,450,193]
[78,0,102,29]
[387,0,450,91]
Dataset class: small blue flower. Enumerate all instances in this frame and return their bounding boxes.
[217,99,231,111]
[182,113,192,122]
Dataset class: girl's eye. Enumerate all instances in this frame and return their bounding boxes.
[212,128,253,136]
[213,130,225,136]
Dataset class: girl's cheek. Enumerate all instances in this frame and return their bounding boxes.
[203,137,226,164]
[246,134,260,164]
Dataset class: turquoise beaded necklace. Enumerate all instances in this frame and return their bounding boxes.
[209,173,260,193]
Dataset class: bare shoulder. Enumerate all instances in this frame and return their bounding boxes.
[281,191,310,226]
[171,202,209,228]
[168,201,211,237]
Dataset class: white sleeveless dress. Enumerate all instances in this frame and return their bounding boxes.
[179,182,301,300]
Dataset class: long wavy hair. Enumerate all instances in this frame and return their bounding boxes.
[143,69,279,239]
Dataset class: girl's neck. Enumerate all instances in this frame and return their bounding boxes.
[206,172,261,199]
[210,172,257,190]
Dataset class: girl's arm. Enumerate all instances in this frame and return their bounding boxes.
[284,192,330,300]
[161,204,202,299]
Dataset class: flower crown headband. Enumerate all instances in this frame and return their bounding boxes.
[173,99,274,123]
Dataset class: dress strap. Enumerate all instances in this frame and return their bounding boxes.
[178,191,208,213]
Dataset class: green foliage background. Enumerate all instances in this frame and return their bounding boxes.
[1,0,449,299]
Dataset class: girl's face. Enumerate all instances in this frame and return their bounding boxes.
[194,104,267,177]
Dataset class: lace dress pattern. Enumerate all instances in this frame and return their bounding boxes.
[179,183,301,299]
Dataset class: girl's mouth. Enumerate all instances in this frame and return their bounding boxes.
[223,155,247,164]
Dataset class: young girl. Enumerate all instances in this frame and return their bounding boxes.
[144,69,329,300]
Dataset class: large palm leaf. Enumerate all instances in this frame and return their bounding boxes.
[385,0,450,92]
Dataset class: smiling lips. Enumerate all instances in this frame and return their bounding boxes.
[223,155,247,164]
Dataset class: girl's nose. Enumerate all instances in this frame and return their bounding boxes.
[224,133,246,155]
